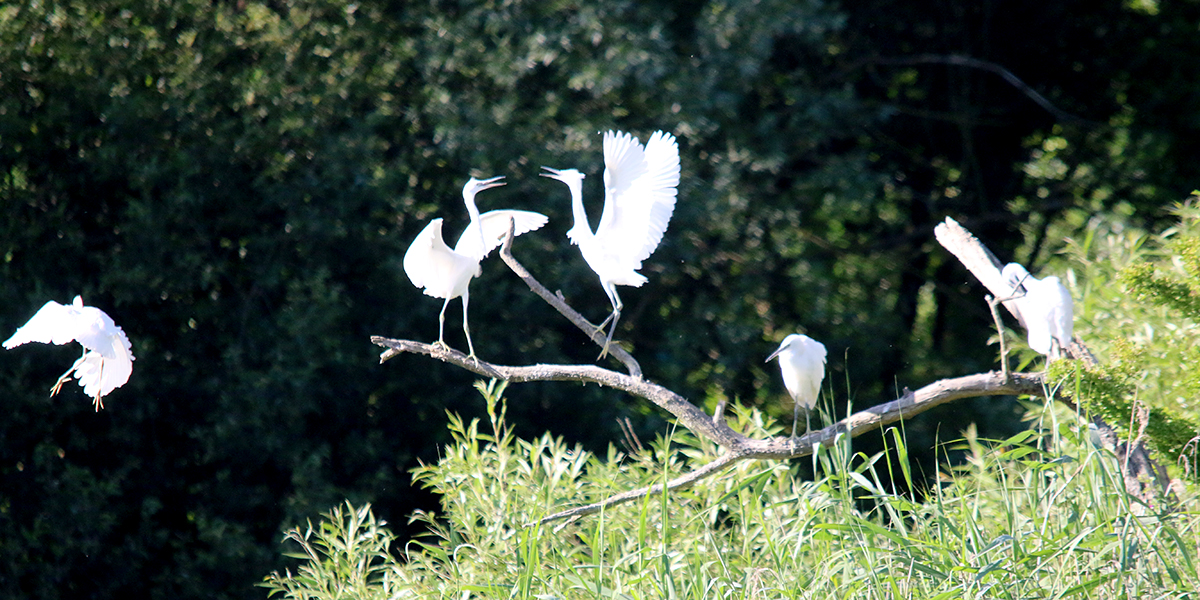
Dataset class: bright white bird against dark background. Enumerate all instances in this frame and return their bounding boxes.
[541,130,681,357]
[403,176,549,359]
[4,295,135,410]
[766,333,827,437]
[1001,262,1074,358]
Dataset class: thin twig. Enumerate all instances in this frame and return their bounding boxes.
[985,295,1010,383]
[848,54,1101,126]
[497,218,643,378]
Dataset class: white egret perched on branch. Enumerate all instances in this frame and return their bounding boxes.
[403,176,548,360]
[541,130,680,357]
[766,333,827,437]
[1001,262,1073,358]
[4,295,135,410]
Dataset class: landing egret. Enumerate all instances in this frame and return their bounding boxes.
[4,295,135,410]
[541,130,680,357]
[403,176,549,359]
[766,333,827,437]
[1001,262,1073,358]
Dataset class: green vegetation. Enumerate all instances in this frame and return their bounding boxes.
[4,0,1200,597]
[265,382,1200,599]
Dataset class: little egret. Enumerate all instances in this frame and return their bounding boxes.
[403,176,549,359]
[541,130,680,357]
[766,333,827,437]
[1001,262,1073,358]
[4,295,135,410]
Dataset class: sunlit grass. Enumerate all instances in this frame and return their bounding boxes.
[263,379,1199,599]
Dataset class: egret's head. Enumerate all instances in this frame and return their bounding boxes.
[1001,262,1033,293]
[462,175,506,201]
[540,167,585,196]
[766,333,804,363]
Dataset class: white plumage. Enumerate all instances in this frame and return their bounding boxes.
[541,130,681,356]
[1001,263,1074,358]
[403,176,548,359]
[766,333,827,436]
[4,295,135,410]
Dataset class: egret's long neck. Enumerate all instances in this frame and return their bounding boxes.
[566,182,593,244]
[463,191,487,253]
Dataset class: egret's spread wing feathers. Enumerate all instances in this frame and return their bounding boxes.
[4,296,135,406]
[600,131,648,212]
[2,300,77,348]
[596,130,680,267]
[73,306,132,359]
[454,210,549,259]
[403,219,450,290]
[75,340,134,400]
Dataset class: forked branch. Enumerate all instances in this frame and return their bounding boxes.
[371,331,1048,522]
[934,216,1173,506]
[372,216,1150,524]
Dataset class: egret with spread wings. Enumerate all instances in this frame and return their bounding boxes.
[4,295,135,410]
[542,130,680,357]
[403,176,548,359]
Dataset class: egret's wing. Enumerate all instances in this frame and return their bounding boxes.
[599,131,648,232]
[454,210,549,259]
[1046,276,1075,345]
[72,306,133,359]
[403,219,451,289]
[802,338,827,409]
[75,340,134,401]
[811,338,828,365]
[597,130,680,266]
[3,300,78,348]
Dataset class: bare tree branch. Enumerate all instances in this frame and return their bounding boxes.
[374,212,1167,524]
[496,218,643,378]
[935,216,1026,328]
[373,333,1048,522]
[934,216,1174,507]
[848,54,1101,126]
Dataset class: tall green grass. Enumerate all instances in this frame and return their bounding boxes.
[263,380,1199,599]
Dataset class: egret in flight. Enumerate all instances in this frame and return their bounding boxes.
[766,333,827,437]
[541,130,680,357]
[1001,262,1073,358]
[4,295,135,410]
[403,176,548,359]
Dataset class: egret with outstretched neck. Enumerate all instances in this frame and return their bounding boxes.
[542,130,680,357]
[403,176,548,360]
[766,333,827,437]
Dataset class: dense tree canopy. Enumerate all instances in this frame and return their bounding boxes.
[1,0,1196,597]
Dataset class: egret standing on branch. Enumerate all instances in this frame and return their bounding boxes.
[4,295,135,410]
[766,333,827,437]
[541,130,680,357]
[403,176,549,360]
[1001,262,1074,358]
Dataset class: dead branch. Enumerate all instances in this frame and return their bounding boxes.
[934,216,1173,507]
[497,218,643,378]
[374,213,1163,525]
[934,217,1027,328]
[373,333,1048,522]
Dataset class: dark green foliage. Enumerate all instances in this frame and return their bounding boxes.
[1,0,1199,598]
